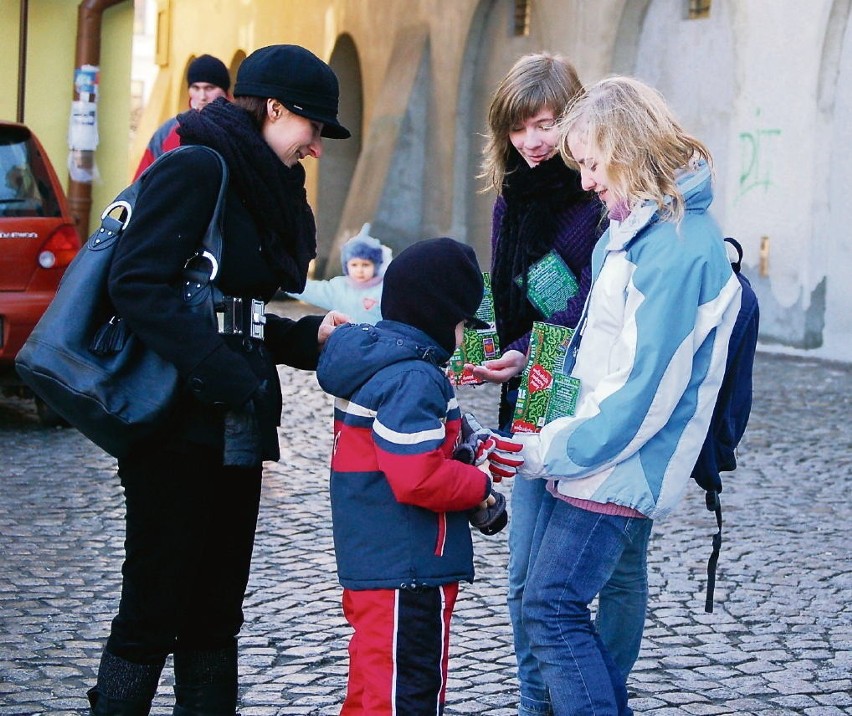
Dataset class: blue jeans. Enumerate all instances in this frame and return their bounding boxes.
[523,493,652,716]
[507,476,552,716]
[596,513,651,680]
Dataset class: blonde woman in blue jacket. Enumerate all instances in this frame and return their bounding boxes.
[516,77,743,715]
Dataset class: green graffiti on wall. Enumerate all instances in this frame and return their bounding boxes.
[737,109,781,202]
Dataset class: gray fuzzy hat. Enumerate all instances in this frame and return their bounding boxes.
[340,224,385,274]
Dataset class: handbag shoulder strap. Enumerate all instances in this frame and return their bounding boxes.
[91,145,228,263]
[171,146,229,295]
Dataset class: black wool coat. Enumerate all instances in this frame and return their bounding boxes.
[108,146,322,454]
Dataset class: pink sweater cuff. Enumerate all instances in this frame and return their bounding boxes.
[547,481,648,518]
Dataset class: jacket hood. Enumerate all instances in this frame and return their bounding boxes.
[607,160,713,252]
[317,320,450,399]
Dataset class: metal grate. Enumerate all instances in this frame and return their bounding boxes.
[687,0,712,20]
[514,0,531,36]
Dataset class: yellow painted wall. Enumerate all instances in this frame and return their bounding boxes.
[134,0,482,223]
[0,0,134,232]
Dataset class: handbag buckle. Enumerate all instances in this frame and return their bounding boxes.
[216,296,265,340]
[217,296,242,335]
[249,299,266,340]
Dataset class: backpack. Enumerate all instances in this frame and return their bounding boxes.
[691,237,760,613]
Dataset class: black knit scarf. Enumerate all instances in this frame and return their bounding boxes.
[176,98,316,292]
[492,151,588,348]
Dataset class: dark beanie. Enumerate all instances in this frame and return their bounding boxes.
[234,44,350,139]
[381,238,484,354]
[187,54,230,92]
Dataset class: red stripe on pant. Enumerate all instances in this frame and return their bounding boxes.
[340,583,459,715]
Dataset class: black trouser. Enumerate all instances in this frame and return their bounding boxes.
[105,445,262,664]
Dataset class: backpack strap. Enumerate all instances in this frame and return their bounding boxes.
[704,489,723,613]
[700,236,752,614]
[724,236,743,273]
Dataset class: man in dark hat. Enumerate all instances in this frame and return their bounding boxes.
[133,54,231,179]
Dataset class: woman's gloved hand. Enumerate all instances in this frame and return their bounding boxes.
[223,379,277,467]
[513,432,545,479]
[223,400,261,467]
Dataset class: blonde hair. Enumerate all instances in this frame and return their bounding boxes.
[558,76,712,223]
[480,52,582,193]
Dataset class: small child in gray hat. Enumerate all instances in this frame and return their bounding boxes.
[286,223,391,324]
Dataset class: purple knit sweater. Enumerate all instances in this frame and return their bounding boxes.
[490,193,604,356]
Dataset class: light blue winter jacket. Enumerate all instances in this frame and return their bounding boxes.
[287,275,383,325]
[518,163,742,520]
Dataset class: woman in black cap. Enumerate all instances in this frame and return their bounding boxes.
[86,45,350,716]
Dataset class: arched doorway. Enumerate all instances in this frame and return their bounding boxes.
[455,0,535,263]
[613,0,735,223]
[318,34,363,278]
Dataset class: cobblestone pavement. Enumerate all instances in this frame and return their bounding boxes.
[1,301,850,715]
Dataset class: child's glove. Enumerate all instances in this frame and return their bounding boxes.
[469,489,507,535]
[453,413,524,482]
[453,412,496,467]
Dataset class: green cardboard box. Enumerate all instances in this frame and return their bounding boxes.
[511,321,576,433]
[447,273,500,386]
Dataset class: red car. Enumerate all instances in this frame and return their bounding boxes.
[0,121,81,424]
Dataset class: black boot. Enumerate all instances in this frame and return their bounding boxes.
[172,644,238,715]
[87,650,164,715]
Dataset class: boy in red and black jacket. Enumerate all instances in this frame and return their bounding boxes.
[317,237,521,715]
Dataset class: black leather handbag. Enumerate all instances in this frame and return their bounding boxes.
[16,145,228,458]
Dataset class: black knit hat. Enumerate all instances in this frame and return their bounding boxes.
[187,54,230,92]
[234,44,350,139]
[381,238,484,354]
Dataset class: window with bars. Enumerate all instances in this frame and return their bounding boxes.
[514,0,531,36]
[686,0,711,20]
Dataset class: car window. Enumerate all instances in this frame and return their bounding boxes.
[0,127,61,218]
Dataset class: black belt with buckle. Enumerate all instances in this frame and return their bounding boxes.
[216,296,266,340]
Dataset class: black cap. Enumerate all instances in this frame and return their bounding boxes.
[381,238,484,354]
[187,54,230,92]
[234,44,350,139]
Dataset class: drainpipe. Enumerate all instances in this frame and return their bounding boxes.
[17,0,29,123]
[67,0,126,238]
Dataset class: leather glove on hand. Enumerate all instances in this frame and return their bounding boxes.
[469,489,507,536]
[223,398,262,468]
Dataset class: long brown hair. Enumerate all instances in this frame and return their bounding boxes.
[480,52,582,194]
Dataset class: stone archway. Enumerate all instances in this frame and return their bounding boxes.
[318,34,363,278]
[612,0,735,222]
[454,0,536,263]
[815,0,852,357]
